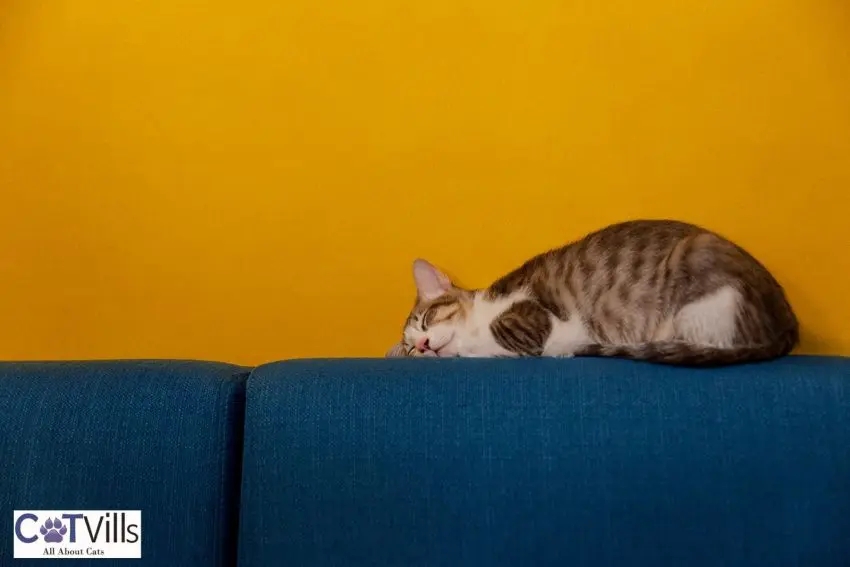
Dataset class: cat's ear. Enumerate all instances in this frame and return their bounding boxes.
[413,259,452,301]
[386,341,408,358]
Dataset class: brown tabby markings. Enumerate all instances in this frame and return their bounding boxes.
[489,300,552,356]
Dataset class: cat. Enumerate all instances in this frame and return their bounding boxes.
[386,220,799,365]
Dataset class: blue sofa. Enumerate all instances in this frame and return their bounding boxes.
[2,356,849,566]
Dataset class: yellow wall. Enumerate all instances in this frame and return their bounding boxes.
[1,0,848,364]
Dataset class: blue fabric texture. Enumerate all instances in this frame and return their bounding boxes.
[0,360,248,567]
[239,356,850,567]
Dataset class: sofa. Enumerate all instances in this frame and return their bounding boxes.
[1,356,849,566]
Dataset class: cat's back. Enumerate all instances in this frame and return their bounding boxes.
[572,219,710,272]
[489,219,703,295]
[576,219,703,251]
[560,218,784,296]
[491,218,787,315]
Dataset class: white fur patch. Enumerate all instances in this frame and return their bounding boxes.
[673,285,741,347]
[542,315,592,357]
[449,291,529,357]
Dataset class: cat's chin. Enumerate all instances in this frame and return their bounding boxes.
[434,348,459,358]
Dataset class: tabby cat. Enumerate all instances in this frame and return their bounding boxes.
[386,220,798,365]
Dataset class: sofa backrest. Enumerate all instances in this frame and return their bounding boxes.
[0,361,248,566]
[238,357,850,567]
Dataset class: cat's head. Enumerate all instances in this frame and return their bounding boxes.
[386,259,473,358]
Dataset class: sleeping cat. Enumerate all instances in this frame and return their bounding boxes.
[386,220,799,365]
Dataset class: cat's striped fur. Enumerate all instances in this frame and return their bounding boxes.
[387,220,798,366]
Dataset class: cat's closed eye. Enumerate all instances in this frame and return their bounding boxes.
[421,309,433,330]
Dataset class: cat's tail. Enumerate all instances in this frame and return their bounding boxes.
[574,327,799,367]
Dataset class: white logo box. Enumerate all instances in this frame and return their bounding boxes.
[13,510,142,559]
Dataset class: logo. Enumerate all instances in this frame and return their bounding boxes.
[13,511,142,559]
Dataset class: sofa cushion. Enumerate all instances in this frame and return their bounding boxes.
[239,356,850,567]
[0,360,248,566]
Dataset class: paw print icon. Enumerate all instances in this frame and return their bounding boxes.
[40,518,67,543]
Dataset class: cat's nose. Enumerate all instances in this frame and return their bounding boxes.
[416,337,430,353]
